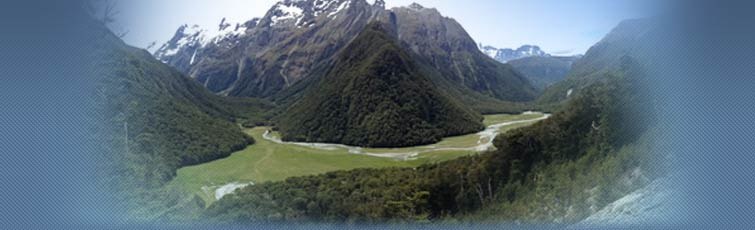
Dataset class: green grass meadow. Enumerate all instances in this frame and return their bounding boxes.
[167,113,546,205]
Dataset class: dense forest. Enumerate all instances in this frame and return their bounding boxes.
[276,23,484,147]
[205,57,660,223]
[90,22,274,218]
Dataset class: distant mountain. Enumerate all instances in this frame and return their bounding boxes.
[508,55,580,90]
[153,0,536,106]
[538,19,653,104]
[276,22,483,147]
[479,44,549,63]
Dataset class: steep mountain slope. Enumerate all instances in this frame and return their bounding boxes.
[92,21,274,218]
[154,0,537,106]
[276,22,484,148]
[391,3,537,102]
[508,55,580,90]
[538,19,652,104]
[479,44,550,63]
[155,0,390,97]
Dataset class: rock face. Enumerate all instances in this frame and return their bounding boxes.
[392,4,537,102]
[153,0,536,103]
[155,0,390,96]
[574,177,682,227]
[275,22,484,148]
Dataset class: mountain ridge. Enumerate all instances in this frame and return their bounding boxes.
[153,0,538,107]
[479,44,550,63]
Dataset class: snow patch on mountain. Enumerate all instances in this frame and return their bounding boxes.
[153,16,252,60]
[271,1,305,26]
[478,44,550,63]
[213,17,249,43]
[328,0,351,18]
[314,0,339,17]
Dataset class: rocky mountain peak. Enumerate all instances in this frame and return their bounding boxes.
[478,44,551,63]
[152,0,537,103]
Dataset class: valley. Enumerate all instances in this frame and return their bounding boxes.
[168,112,548,205]
[92,0,661,224]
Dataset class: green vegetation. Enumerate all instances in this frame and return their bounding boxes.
[205,69,657,223]
[169,113,544,206]
[276,22,484,147]
[482,113,543,126]
[537,19,650,105]
[91,23,274,219]
[91,17,658,224]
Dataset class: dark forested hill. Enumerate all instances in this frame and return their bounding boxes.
[275,22,483,147]
[91,21,274,217]
[205,56,658,223]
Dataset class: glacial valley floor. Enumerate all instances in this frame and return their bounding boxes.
[167,112,548,206]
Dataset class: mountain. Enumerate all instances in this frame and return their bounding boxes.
[537,19,653,104]
[93,20,275,190]
[154,0,389,96]
[153,0,537,106]
[206,68,657,223]
[508,55,580,90]
[479,44,549,63]
[276,22,484,148]
[391,4,537,102]
[92,19,280,218]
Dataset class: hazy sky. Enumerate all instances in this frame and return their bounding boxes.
[116,0,655,55]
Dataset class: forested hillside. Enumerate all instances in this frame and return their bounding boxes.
[276,22,484,147]
[205,59,659,223]
[537,19,652,105]
[91,22,273,218]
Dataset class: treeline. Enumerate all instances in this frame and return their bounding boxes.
[205,60,657,223]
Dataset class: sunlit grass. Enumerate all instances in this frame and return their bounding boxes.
[168,112,545,205]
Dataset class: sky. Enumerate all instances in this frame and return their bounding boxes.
[115,0,655,55]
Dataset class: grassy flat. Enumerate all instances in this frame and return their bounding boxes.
[167,112,546,205]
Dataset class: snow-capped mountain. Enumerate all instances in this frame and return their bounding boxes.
[152,0,388,94]
[151,0,536,102]
[479,44,550,63]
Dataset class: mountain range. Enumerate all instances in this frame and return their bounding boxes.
[508,55,581,90]
[93,0,659,222]
[477,44,582,90]
[153,0,537,106]
[478,44,550,63]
